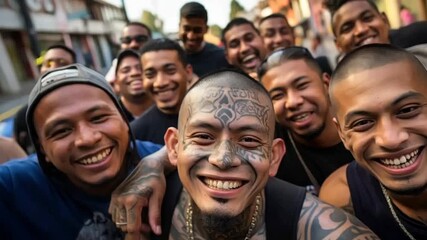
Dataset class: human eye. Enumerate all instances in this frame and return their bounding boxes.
[49,127,72,139]
[340,22,353,34]
[91,114,109,123]
[240,136,262,148]
[361,12,374,22]
[144,70,155,79]
[228,40,239,49]
[296,81,309,90]
[270,92,285,101]
[192,133,214,145]
[165,65,177,75]
[397,104,422,118]
[264,30,275,37]
[349,119,374,132]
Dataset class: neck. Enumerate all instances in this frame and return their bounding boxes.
[388,188,427,225]
[183,191,265,240]
[121,95,153,117]
[292,115,341,148]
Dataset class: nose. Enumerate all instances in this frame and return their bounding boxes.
[129,39,141,50]
[208,140,242,169]
[153,72,169,89]
[375,118,408,150]
[239,40,251,55]
[273,33,284,46]
[74,123,102,147]
[354,21,369,37]
[285,90,303,110]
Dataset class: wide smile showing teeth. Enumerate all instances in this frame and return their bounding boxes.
[291,113,310,122]
[79,148,111,165]
[203,178,243,190]
[378,149,419,169]
[242,54,257,64]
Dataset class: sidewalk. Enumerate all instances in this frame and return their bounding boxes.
[0,81,34,121]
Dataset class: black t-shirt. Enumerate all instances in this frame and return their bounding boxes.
[274,124,353,191]
[186,42,231,77]
[130,105,178,145]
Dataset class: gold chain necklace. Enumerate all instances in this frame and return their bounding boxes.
[380,184,416,240]
[185,194,261,240]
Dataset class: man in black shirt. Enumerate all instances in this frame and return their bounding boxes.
[130,39,192,144]
[258,46,353,194]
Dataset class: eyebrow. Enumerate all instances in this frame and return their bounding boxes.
[344,91,423,124]
[43,104,113,136]
[268,76,307,95]
[189,119,267,133]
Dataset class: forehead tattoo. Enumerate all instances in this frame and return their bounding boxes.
[196,86,270,130]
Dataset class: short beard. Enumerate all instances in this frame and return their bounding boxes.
[384,182,427,196]
[295,121,325,141]
[193,204,251,239]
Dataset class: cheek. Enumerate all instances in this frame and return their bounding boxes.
[273,101,285,120]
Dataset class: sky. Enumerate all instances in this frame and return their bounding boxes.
[107,0,259,33]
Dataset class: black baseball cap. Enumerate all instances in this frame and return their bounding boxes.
[115,49,140,75]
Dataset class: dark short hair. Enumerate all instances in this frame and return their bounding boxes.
[221,18,260,47]
[323,0,379,19]
[45,44,77,63]
[259,13,291,27]
[331,44,426,89]
[140,38,188,66]
[258,47,322,80]
[180,1,208,23]
[125,21,152,38]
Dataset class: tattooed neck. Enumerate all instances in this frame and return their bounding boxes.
[175,190,266,240]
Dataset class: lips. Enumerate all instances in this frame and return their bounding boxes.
[356,35,379,47]
[77,148,112,165]
[377,149,419,169]
[290,112,311,122]
[240,53,260,70]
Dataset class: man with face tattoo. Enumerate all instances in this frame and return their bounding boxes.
[145,69,378,239]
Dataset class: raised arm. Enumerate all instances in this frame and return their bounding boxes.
[319,164,354,214]
[298,193,379,239]
[109,147,175,239]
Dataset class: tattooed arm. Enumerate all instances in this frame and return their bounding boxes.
[298,193,378,239]
[319,164,354,215]
[109,147,174,239]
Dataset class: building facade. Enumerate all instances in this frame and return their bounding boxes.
[0,0,127,94]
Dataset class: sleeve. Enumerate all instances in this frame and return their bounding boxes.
[135,140,163,158]
[105,58,118,83]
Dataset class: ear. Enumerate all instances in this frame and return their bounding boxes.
[335,38,344,54]
[381,12,391,27]
[164,127,179,166]
[333,117,349,150]
[321,72,330,86]
[39,145,50,162]
[268,138,286,176]
[185,64,193,79]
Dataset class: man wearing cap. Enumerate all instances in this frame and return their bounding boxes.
[115,49,153,122]
[178,2,230,77]
[0,64,162,239]
[106,22,152,88]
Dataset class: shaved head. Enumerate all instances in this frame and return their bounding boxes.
[180,69,276,138]
[330,44,427,108]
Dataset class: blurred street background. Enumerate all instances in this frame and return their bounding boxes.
[1,0,426,122]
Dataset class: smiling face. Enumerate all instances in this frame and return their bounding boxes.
[141,50,191,114]
[331,60,427,195]
[165,77,284,218]
[259,17,295,53]
[179,17,208,53]
[261,59,331,140]
[333,1,389,54]
[116,56,145,99]
[34,84,129,194]
[224,24,267,75]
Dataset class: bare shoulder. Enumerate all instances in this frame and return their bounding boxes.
[297,193,379,240]
[319,164,352,211]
